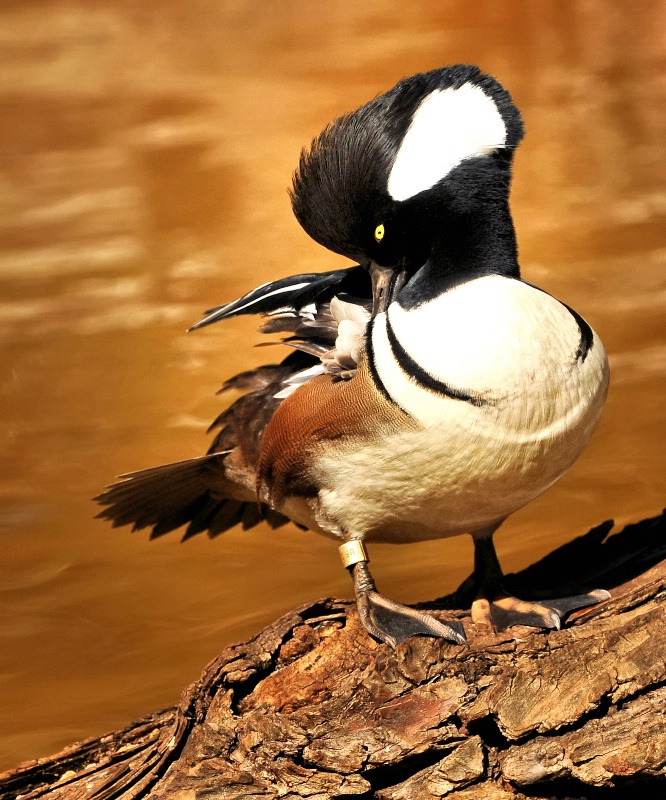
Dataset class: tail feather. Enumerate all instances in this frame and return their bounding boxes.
[239,503,264,531]
[180,497,242,540]
[95,453,289,540]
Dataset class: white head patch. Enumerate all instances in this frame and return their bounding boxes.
[387,82,507,202]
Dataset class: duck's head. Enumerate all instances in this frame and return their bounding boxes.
[291,64,524,312]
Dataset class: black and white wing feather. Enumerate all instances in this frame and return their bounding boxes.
[193,264,372,387]
[190,264,368,328]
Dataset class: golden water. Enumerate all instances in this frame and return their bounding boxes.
[0,0,664,769]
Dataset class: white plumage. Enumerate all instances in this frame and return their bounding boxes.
[313,276,609,543]
[388,83,508,201]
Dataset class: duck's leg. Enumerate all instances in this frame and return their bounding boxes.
[467,524,610,630]
[339,540,466,648]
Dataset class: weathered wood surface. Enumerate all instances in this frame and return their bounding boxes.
[2,511,666,800]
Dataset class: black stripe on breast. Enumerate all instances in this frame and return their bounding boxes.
[385,318,492,408]
[524,280,594,364]
[365,318,409,412]
[561,303,594,362]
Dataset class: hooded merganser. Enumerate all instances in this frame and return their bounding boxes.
[96,65,610,648]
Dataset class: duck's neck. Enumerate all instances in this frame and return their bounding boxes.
[398,200,520,309]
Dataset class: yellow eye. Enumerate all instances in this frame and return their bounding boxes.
[374,223,385,242]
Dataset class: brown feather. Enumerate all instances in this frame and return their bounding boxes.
[258,360,415,508]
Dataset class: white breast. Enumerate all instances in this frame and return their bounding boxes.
[374,275,606,438]
[313,275,609,542]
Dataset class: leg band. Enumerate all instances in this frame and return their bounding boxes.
[339,540,368,568]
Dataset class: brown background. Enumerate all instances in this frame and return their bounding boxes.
[0,0,664,770]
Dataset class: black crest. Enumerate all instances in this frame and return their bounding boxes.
[290,65,524,263]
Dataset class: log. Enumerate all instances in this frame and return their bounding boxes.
[2,511,666,800]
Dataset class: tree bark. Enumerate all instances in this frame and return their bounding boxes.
[2,511,666,800]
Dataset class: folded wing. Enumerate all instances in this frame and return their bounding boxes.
[95,265,371,539]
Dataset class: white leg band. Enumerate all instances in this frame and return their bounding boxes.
[339,540,368,568]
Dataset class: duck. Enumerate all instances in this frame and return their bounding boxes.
[96,64,610,648]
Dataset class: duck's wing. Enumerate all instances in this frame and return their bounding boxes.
[95,265,371,540]
[198,263,372,392]
[190,264,368,329]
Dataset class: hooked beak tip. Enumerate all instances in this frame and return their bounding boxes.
[369,260,407,317]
